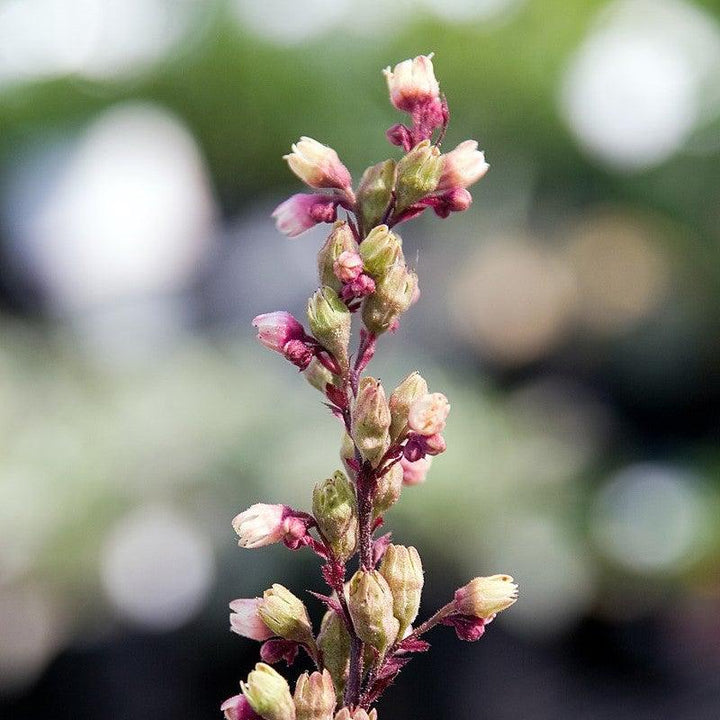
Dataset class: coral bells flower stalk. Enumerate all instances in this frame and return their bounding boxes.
[223,54,516,720]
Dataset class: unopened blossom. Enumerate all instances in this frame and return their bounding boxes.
[221,694,262,720]
[334,710,377,720]
[424,432,446,455]
[232,504,289,549]
[230,598,274,641]
[272,193,337,237]
[383,54,440,113]
[400,455,432,486]
[241,663,295,720]
[436,140,489,192]
[454,575,518,619]
[333,250,364,283]
[252,312,306,354]
[284,137,353,193]
[407,392,450,436]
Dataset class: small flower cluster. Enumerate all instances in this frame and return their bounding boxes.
[224,55,516,720]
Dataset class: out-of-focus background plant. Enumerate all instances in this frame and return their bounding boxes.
[1,1,719,718]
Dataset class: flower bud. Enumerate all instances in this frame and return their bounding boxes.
[383,54,440,113]
[303,357,336,393]
[334,711,377,720]
[361,264,418,336]
[222,694,262,720]
[334,250,364,283]
[395,140,442,212]
[356,159,396,231]
[407,392,450,436]
[230,598,274,641]
[284,137,352,192]
[272,193,338,237]
[258,584,316,650]
[312,471,358,561]
[241,663,295,720]
[293,670,336,720]
[318,222,359,290]
[340,432,356,475]
[454,575,518,619]
[436,140,489,192]
[388,371,428,441]
[424,432,446,455]
[252,312,306,354]
[358,225,403,279]
[347,569,399,652]
[307,286,351,369]
[372,463,403,518]
[233,504,289,549]
[317,610,350,698]
[351,377,391,467]
[400,455,432,486]
[379,544,424,638]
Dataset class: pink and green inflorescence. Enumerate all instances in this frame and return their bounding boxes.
[223,55,517,720]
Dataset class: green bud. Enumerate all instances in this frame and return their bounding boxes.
[372,463,402,518]
[293,670,336,720]
[347,569,399,652]
[312,471,358,561]
[395,140,442,212]
[304,357,337,393]
[307,286,351,370]
[351,377,391,467]
[317,610,350,698]
[356,160,396,232]
[359,225,403,279]
[258,584,316,651]
[241,663,296,720]
[317,221,359,291]
[379,544,424,638]
[389,371,429,441]
[361,264,418,336]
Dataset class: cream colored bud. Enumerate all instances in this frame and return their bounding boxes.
[307,286,351,369]
[334,708,378,720]
[361,264,418,335]
[454,575,518,619]
[389,371,429,441]
[317,610,350,698]
[407,392,450,437]
[318,221,359,290]
[372,463,403,518]
[312,471,358,561]
[304,357,336,393]
[359,225,403,279]
[293,670,336,720]
[241,663,296,720]
[340,432,356,475]
[258,584,316,650]
[395,140,443,211]
[347,570,399,652]
[351,377,391,467]
[357,159,396,231]
[379,544,424,638]
[284,137,352,192]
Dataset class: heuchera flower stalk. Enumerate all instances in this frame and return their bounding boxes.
[224,54,517,720]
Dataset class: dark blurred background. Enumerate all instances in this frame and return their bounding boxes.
[1,0,719,718]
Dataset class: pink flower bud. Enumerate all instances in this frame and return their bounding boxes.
[386,123,413,152]
[424,432,446,455]
[284,137,353,192]
[252,312,306,353]
[383,54,440,114]
[232,503,288,549]
[230,598,275,641]
[340,273,376,302]
[272,193,337,237]
[400,455,432,486]
[221,694,262,720]
[282,339,314,370]
[436,140,489,192]
[333,250,364,283]
[407,392,450,436]
[420,188,472,218]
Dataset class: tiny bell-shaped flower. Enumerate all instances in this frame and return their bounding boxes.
[233,504,289,549]
[356,159,396,231]
[272,193,338,238]
[334,710,377,720]
[400,455,432,486]
[258,584,316,650]
[222,694,262,720]
[361,264,418,336]
[317,610,350,697]
[383,54,440,114]
[284,137,353,193]
[253,312,306,354]
[454,575,519,619]
[293,670,336,720]
[230,598,274,641]
[372,463,403,518]
[241,663,296,720]
[407,392,450,436]
[351,377,391,467]
[379,544,424,638]
[334,250,364,284]
[307,286,351,370]
[395,140,443,212]
[388,371,429,441]
[312,471,358,561]
[347,569,399,652]
[358,225,403,279]
[317,221,359,291]
[436,140,489,193]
